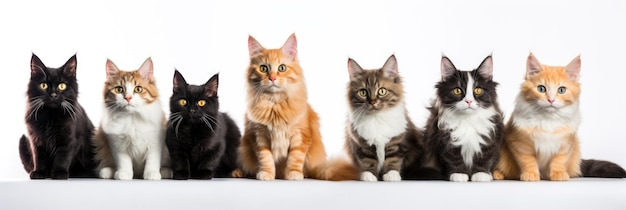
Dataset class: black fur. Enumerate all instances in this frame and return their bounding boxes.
[581,159,626,178]
[19,53,97,179]
[165,70,241,180]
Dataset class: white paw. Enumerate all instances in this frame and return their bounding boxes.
[449,173,469,182]
[382,170,402,182]
[256,171,275,181]
[143,170,162,180]
[99,167,114,179]
[471,172,493,182]
[160,167,173,179]
[286,171,304,180]
[360,171,378,182]
[114,170,133,180]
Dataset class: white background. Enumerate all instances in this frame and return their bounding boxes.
[1,0,625,180]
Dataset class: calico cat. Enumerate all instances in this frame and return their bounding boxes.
[344,55,433,181]
[235,33,358,181]
[166,70,241,180]
[424,55,504,182]
[19,53,97,179]
[92,57,171,180]
[494,53,626,181]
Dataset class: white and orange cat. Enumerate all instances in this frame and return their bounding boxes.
[93,57,171,180]
[235,33,358,181]
[494,53,625,181]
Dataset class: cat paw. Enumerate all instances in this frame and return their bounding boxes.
[195,170,214,180]
[160,167,173,179]
[114,170,133,180]
[471,172,493,182]
[256,171,275,181]
[30,171,47,179]
[99,167,114,179]
[382,170,402,182]
[492,170,505,180]
[360,171,378,182]
[231,169,245,178]
[449,173,469,182]
[173,170,190,180]
[50,171,69,180]
[550,171,570,181]
[520,172,540,181]
[286,171,304,180]
[143,170,162,180]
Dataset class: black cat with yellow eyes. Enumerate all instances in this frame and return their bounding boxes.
[165,70,242,180]
[19,53,97,179]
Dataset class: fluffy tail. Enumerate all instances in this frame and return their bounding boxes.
[581,159,626,178]
[19,135,34,173]
[309,156,360,181]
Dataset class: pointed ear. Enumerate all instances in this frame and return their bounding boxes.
[347,58,363,79]
[526,52,542,78]
[62,54,77,77]
[476,55,493,80]
[106,59,120,78]
[205,73,219,97]
[30,53,46,78]
[281,33,298,60]
[441,56,457,81]
[172,70,187,93]
[248,35,264,58]
[138,57,154,81]
[381,54,398,78]
[565,55,581,81]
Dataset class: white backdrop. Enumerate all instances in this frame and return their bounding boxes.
[1,0,624,180]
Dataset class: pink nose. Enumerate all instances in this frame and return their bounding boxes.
[548,99,555,104]
[269,76,276,82]
[125,96,132,102]
[465,99,473,105]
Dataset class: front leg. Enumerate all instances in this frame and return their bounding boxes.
[442,148,469,182]
[50,143,75,179]
[381,141,403,182]
[194,145,224,180]
[143,143,163,180]
[354,143,380,182]
[469,145,497,182]
[114,151,134,180]
[284,133,307,180]
[549,150,571,181]
[169,149,190,180]
[510,141,540,181]
[30,143,49,179]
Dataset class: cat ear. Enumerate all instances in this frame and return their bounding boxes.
[565,55,581,81]
[526,52,542,78]
[138,57,154,81]
[381,54,398,78]
[30,53,46,77]
[106,59,120,78]
[281,33,298,60]
[440,56,457,81]
[476,55,493,80]
[62,54,77,77]
[204,73,219,97]
[347,58,363,79]
[172,69,187,92]
[248,35,264,58]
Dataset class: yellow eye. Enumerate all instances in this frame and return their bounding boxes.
[377,87,388,96]
[114,86,124,94]
[197,100,206,107]
[179,99,187,106]
[134,86,143,93]
[357,89,368,97]
[473,87,483,95]
[58,83,67,91]
[259,65,269,73]
[39,83,48,90]
[453,88,463,95]
[278,64,287,72]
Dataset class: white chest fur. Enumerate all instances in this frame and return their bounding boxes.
[439,106,497,167]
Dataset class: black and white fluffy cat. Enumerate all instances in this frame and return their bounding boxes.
[19,53,97,179]
[165,70,242,180]
[424,55,504,182]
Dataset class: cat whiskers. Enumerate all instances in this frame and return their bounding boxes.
[61,100,77,121]
[27,97,45,121]
[201,114,222,132]
[168,112,184,138]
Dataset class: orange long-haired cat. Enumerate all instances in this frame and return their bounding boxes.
[494,53,625,181]
[235,33,358,181]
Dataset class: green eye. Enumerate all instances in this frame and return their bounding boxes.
[453,88,463,95]
[357,89,368,97]
[179,99,187,106]
[197,100,206,107]
[58,83,67,91]
[259,65,269,73]
[39,83,48,90]
[278,64,287,72]
[537,85,546,93]
[377,87,387,96]
[134,86,143,93]
[558,86,566,94]
[114,86,124,94]
[473,87,483,95]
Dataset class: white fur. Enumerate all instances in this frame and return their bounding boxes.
[100,92,170,180]
[471,172,492,182]
[450,173,469,182]
[351,103,407,171]
[382,170,401,182]
[361,171,378,182]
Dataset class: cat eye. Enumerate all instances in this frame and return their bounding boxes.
[58,83,67,91]
[114,86,124,94]
[452,88,463,95]
[179,99,187,106]
[377,88,388,96]
[197,100,206,107]
[558,86,566,94]
[357,89,368,97]
[39,83,48,90]
[473,87,483,95]
[134,86,143,93]
[259,64,269,73]
[537,85,546,93]
[278,64,287,72]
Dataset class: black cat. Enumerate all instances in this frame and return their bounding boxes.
[19,53,97,179]
[166,70,242,180]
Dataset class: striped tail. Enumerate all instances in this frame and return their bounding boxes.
[19,135,34,173]
[310,157,360,181]
[581,159,625,178]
